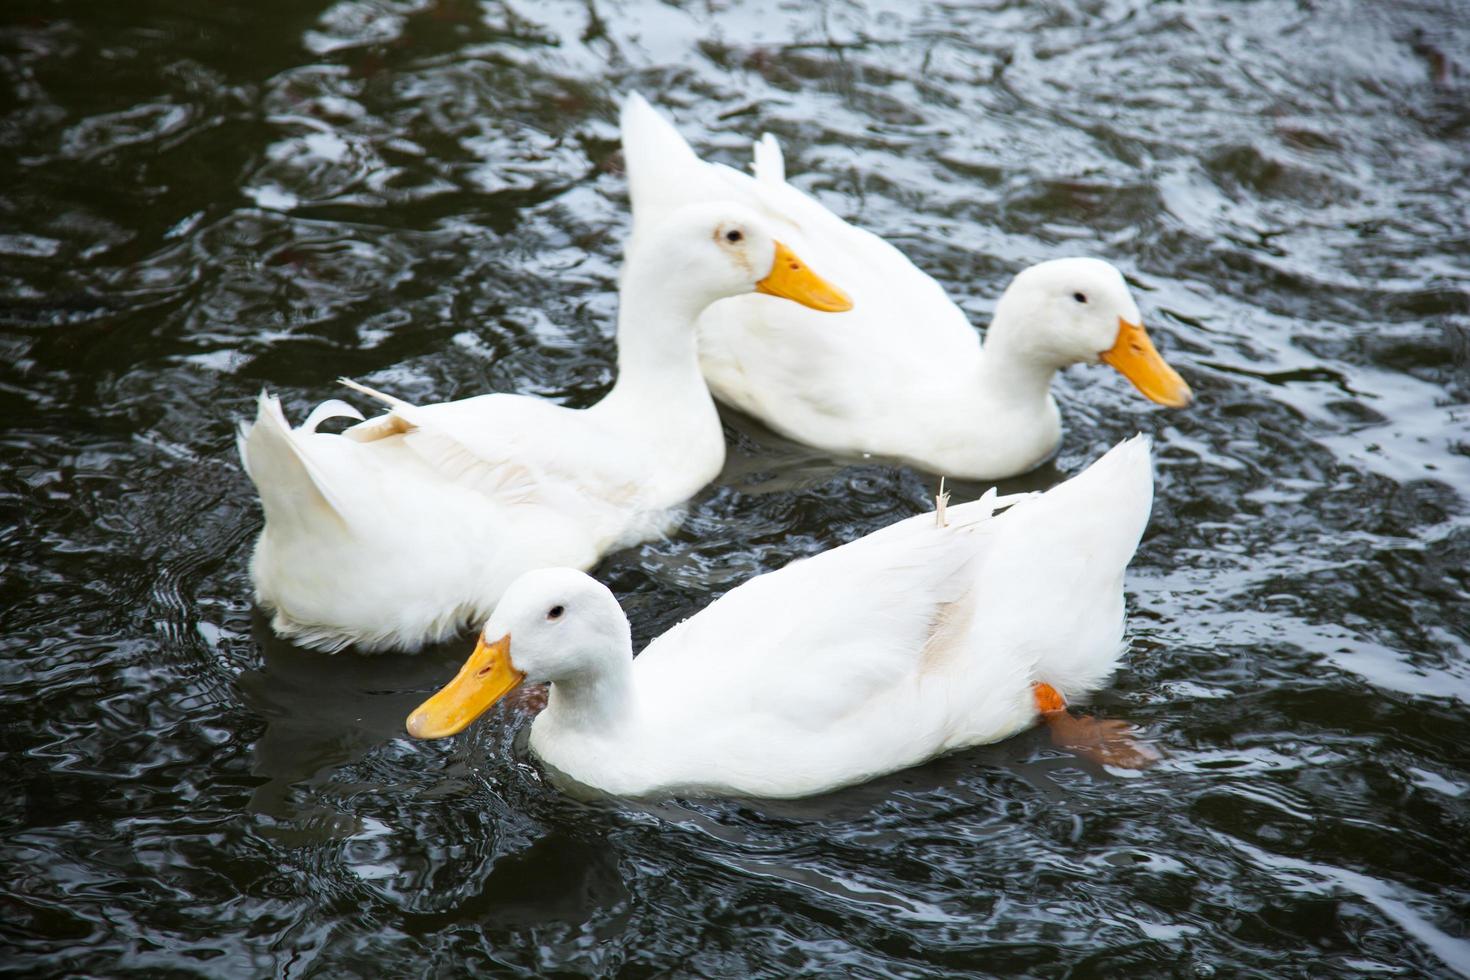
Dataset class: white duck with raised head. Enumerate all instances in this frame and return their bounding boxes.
[237,202,851,653]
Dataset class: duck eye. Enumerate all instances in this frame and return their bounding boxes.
[725,229,743,244]
[547,605,564,621]
[1073,292,1088,304]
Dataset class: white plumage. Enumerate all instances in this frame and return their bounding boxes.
[237,202,850,652]
[409,437,1155,798]
[620,93,1191,480]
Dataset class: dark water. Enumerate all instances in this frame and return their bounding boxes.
[3,0,1468,974]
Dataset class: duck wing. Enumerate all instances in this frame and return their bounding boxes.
[337,379,636,516]
[634,489,1018,732]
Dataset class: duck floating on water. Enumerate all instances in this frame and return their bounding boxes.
[621,93,1192,480]
[236,202,851,653]
[407,436,1160,799]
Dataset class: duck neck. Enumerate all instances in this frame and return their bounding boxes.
[592,259,719,426]
[975,309,1063,415]
[542,647,639,738]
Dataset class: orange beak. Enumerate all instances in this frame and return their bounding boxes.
[756,241,853,313]
[1100,318,1192,408]
[405,633,525,739]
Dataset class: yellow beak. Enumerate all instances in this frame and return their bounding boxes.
[756,241,853,313]
[405,633,525,739]
[1100,318,1193,408]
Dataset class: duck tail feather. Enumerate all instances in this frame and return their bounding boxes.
[235,419,254,480]
[1011,435,1154,552]
[752,133,786,185]
[620,92,704,213]
[337,376,414,411]
[303,398,365,434]
[241,391,353,532]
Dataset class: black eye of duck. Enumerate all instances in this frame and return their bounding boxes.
[725,229,743,244]
[1073,292,1088,304]
[547,605,564,621]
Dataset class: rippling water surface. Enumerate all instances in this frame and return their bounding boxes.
[4,0,1469,974]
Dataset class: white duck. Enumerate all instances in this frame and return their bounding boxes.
[236,202,851,653]
[621,93,1192,480]
[406,436,1159,798]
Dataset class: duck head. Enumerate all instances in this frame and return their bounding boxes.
[405,569,629,739]
[628,201,853,315]
[989,257,1192,408]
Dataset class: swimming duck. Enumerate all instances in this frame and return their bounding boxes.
[621,93,1192,480]
[236,202,852,653]
[406,436,1158,798]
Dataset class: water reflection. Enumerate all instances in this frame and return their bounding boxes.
[398,829,629,931]
[238,613,467,827]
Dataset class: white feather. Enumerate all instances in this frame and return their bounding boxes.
[620,94,1191,480]
[236,200,827,653]
[447,437,1156,798]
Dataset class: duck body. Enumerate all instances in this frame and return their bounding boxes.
[237,203,851,652]
[620,94,1190,480]
[240,388,715,653]
[409,436,1155,798]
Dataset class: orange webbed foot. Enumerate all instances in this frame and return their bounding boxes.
[1032,682,1161,770]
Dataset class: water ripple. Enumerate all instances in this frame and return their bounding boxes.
[2,0,1468,975]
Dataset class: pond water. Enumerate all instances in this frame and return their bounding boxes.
[3,0,1468,975]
